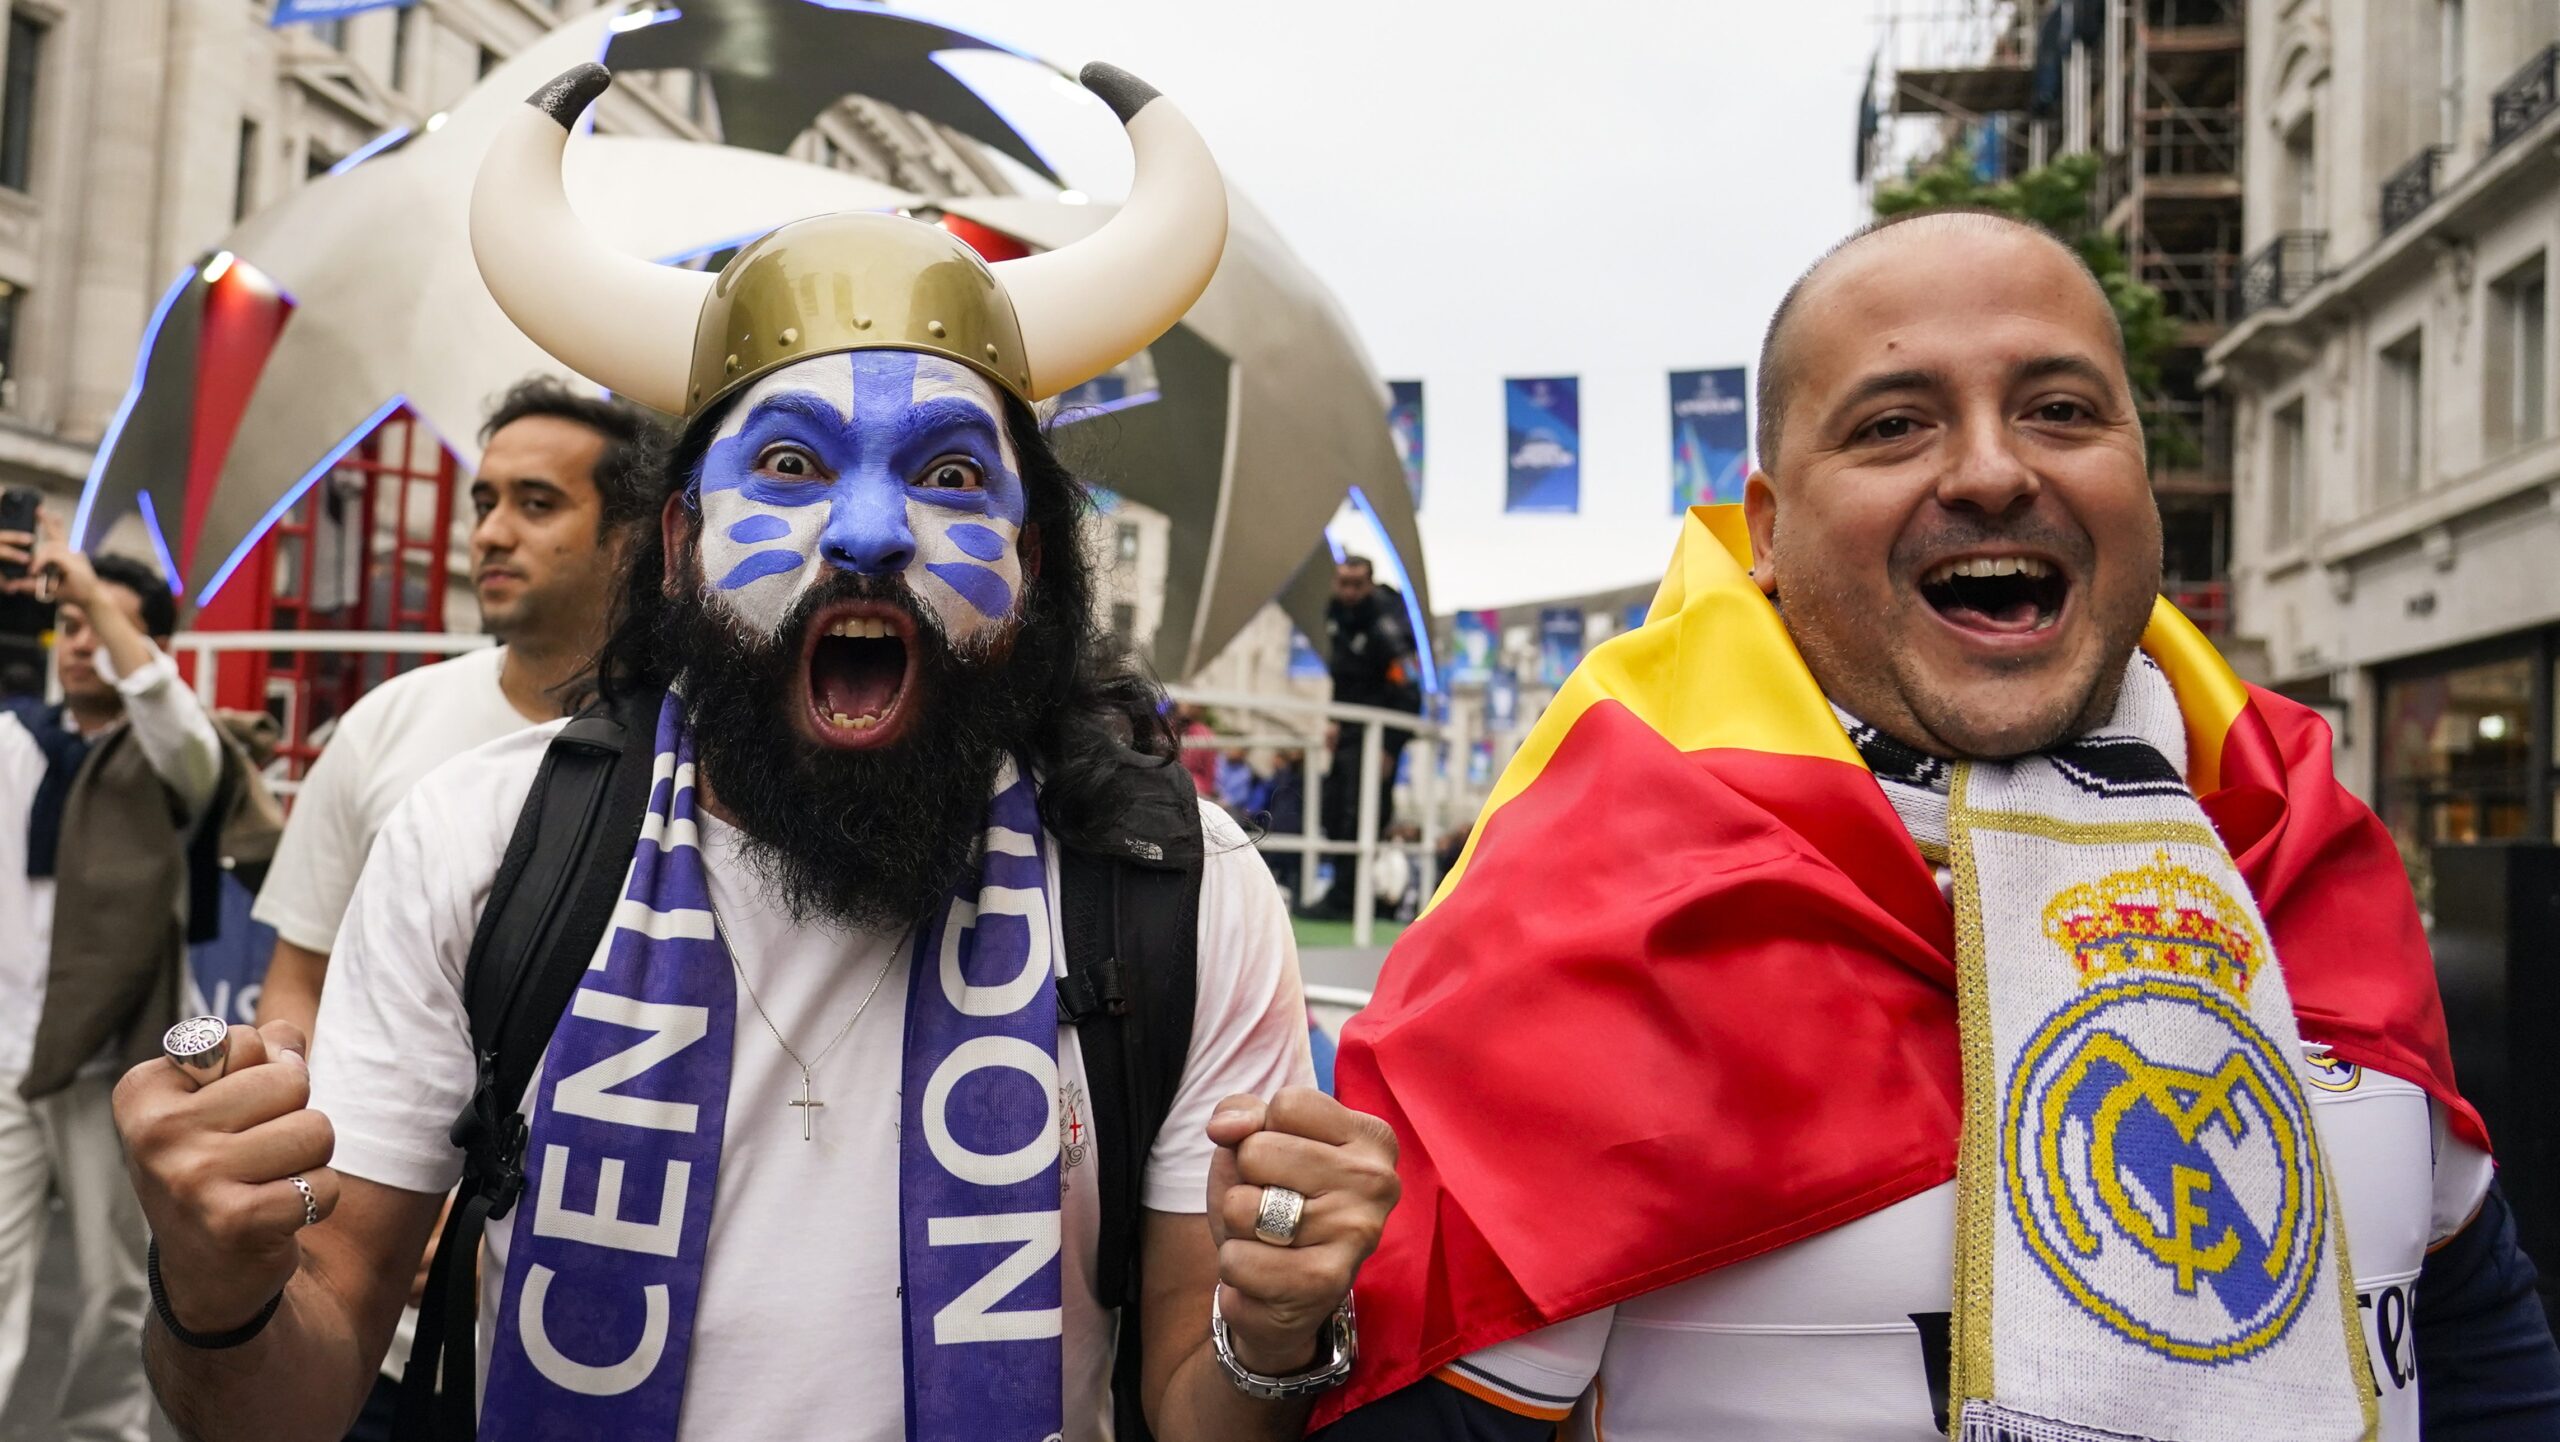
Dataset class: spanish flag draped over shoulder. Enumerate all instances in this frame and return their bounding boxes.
[1312,507,2483,1426]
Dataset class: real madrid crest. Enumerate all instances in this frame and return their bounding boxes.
[2002,852,2330,1365]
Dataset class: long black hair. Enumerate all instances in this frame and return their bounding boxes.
[591,387,1178,853]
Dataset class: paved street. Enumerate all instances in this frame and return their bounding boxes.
[0,1198,174,1442]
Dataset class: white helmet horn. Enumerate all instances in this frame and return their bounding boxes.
[469,64,712,415]
[995,64,1229,400]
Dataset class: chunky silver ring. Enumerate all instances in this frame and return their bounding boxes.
[287,1174,318,1230]
[162,1016,231,1087]
[1252,1185,1305,1247]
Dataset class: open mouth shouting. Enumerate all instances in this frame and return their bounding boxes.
[799,600,921,749]
[1916,553,2073,644]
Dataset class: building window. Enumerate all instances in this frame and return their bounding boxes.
[2438,0,2467,150]
[389,7,413,93]
[312,16,347,50]
[1115,522,1141,567]
[2488,256,2548,454]
[2379,649,2537,895]
[2270,399,2308,546]
[1110,602,1137,655]
[688,71,713,127]
[306,144,338,182]
[0,281,23,400]
[0,11,44,194]
[234,119,259,222]
[2375,329,2426,506]
[477,45,499,81]
[2281,117,2318,232]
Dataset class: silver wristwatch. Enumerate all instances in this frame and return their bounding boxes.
[1211,1287,1357,1400]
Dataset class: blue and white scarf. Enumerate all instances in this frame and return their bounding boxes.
[482,695,1066,1441]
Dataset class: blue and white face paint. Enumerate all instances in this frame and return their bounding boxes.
[695,351,1027,650]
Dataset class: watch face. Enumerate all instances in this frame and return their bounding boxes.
[162,1015,229,1061]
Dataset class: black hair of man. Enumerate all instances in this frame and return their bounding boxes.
[1753,207,2127,477]
[90,554,178,640]
[479,375,668,538]
[1338,555,1375,579]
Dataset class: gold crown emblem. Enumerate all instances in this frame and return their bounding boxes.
[2041,852,2261,998]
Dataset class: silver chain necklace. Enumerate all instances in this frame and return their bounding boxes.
[707,899,902,1141]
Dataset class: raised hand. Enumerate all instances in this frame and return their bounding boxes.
[1204,1086,1399,1375]
[115,1022,341,1336]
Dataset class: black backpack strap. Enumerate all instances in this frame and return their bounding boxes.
[395,691,661,1442]
[1057,750,1204,1442]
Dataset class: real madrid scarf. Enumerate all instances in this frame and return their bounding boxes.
[1854,656,2376,1442]
[481,694,1066,1442]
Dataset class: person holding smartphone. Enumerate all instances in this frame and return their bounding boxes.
[0,510,256,1442]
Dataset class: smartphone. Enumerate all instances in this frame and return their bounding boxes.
[0,486,38,582]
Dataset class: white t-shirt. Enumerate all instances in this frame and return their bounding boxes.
[309,722,1314,1442]
[252,643,522,953]
[1449,1056,2491,1442]
[0,713,55,1080]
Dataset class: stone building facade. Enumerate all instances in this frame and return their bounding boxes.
[2209,0,2560,873]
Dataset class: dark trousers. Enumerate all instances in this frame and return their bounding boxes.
[1315,724,1408,912]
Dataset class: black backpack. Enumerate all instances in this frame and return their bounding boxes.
[395,688,1203,1442]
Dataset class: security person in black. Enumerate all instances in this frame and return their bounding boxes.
[1312,557,1420,919]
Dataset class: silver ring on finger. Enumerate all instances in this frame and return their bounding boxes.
[288,1174,318,1230]
[161,1016,231,1087]
[1252,1184,1305,1247]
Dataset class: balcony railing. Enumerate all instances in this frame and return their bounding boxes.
[2493,43,2560,152]
[2234,232,2327,319]
[2380,146,2446,237]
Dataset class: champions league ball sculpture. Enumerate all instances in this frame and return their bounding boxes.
[470,60,1229,422]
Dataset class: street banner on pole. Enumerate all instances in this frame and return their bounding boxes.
[272,0,417,25]
[1449,610,1500,685]
[1504,376,1580,513]
[1670,366,1749,510]
[1538,607,1584,685]
[1388,381,1425,507]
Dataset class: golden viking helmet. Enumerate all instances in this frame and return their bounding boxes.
[470,62,1228,419]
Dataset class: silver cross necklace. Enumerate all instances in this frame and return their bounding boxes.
[707,900,902,1141]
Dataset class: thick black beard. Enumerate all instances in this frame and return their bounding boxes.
[666,571,1052,931]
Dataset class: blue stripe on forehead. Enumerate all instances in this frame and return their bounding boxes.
[848,349,925,433]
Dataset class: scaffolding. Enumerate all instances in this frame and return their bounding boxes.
[1862,0,2244,629]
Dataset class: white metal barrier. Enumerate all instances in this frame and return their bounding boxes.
[1165,685,1449,949]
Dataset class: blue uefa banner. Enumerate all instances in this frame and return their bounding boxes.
[1504,376,1579,513]
[1449,610,1500,686]
[1387,381,1425,506]
[1671,367,1750,510]
[272,0,416,25]
[1538,607,1584,685]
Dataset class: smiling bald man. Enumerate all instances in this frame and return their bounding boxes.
[1314,210,2560,1442]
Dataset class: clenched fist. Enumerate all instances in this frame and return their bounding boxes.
[114,1022,341,1336]
[1205,1086,1399,1376]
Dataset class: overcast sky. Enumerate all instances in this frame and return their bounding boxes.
[910,0,1879,609]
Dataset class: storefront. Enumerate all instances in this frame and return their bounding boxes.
[2374,627,2560,900]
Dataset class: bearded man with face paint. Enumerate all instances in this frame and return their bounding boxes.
[109,62,1397,1442]
[1314,212,2560,1442]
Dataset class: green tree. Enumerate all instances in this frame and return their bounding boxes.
[1872,149,2194,466]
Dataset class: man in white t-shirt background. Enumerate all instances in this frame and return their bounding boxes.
[254,377,664,1044]
[244,375,662,1442]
